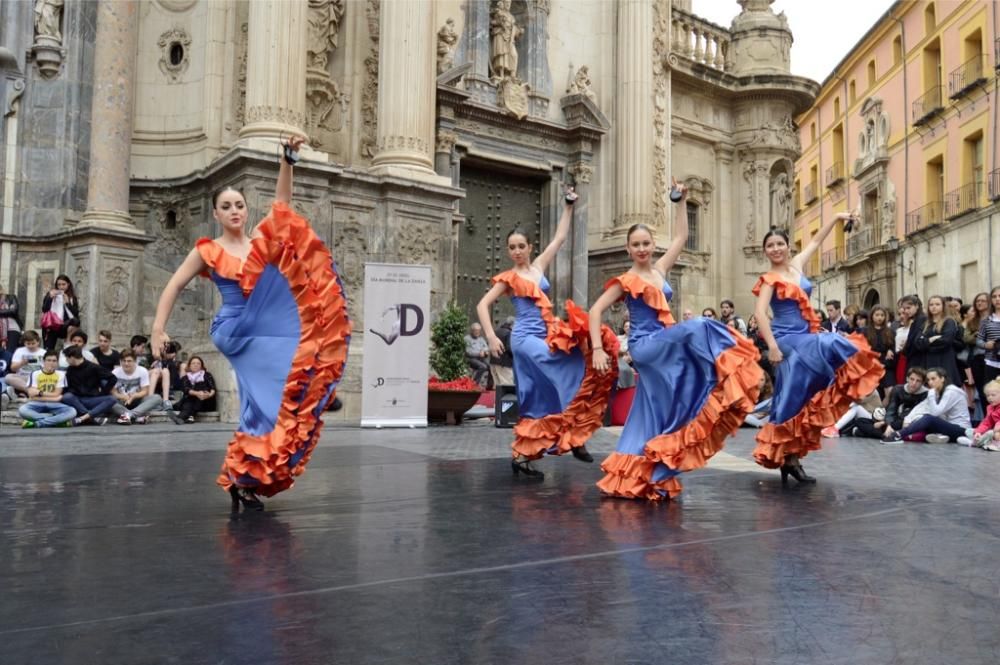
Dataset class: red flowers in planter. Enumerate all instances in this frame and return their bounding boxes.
[428,377,483,392]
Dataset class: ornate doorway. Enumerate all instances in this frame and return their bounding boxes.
[457,166,545,325]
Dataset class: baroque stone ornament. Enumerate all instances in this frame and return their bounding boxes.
[305,74,349,147]
[568,162,594,184]
[437,19,459,74]
[435,131,458,153]
[489,0,522,82]
[228,22,249,133]
[158,27,192,83]
[497,78,529,120]
[360,0,380,158]
[566,65,596,104]
[31,0,65,79]
[770,172,792,230]
[652,0,671,224]
[306,0,345,71]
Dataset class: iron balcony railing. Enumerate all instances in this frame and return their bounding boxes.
[912,86,944,126]
[825,162,845,187]
[905,200,943,235]
[803,182,818,205]
[821,246,845,271]
[944,182,980,219]
[990,168,1000,201]
[949,54,986,99]
[847,225,877,257]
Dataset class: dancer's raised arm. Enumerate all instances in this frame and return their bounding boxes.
[532,186,577,273]
[791,209,856,272]
[654,178,688,276]
[274,135,305,205]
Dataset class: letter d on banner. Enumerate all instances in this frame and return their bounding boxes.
[361,263,431,427]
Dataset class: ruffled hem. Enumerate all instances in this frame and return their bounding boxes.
[605,273,675,328]
[753,332,882,469]
[596,452,683,500]
[644,332,762,472]
[511,300,619,460]
[753,273,821,333]
[203,202,351,496]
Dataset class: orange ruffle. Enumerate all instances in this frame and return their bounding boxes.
[511,300,620,460]
[596,452,684,500]
[753,273,821,333]
[605,273,675,328]
[644,332,763,472]
[753,332,883,468]
[492,271,578,353]
[199,202,351,497]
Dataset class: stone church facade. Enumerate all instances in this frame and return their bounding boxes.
[0,0,815,419]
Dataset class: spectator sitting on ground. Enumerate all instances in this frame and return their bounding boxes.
[719,299,748,336]
[89,330,120,371]
[489,317,515,388]
[150,340,183,411]
[176,355,217,424]
[57,331,98,368]
[0,344,12,405]
[110,349,164,425]
[875,367,929,440]
[616,320,636,389]
[822,389,883,439]
[5,330,45,396]
[18,350,76,428]
[464,323,490,388]
[883,367,972,444]
[969,380,1000,450]
[744,372,773,428]
[61,345,117,426]
[822,299,851,334]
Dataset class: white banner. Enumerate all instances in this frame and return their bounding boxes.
[361,263,431,427]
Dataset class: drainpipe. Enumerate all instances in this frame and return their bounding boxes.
[896,13,909,298]
[991,0,997,285]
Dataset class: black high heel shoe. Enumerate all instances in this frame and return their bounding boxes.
[229,486,265,511]
[780,463,817,484]
[511,458,545,479]
[571,445,594,463]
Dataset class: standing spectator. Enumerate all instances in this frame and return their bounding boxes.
[40,274,81,350]
[18,350,75,428]
[0,283,23,351]
[719,299,748,335]
[615,320,636,389]
[878,367,930,440]
[0,343,12,405]
[61,346,117,426]
[18,350,76,428]
[681,308,694,321]
[979,287,1000,385]
[914,295,962,387]
[701,307,718,320]
[967,293,990,415]
[463,322,490,387]
[865,305,895,396]
[900,294,928,375]
[945,296,963,321]
[5,330,45,395]
[489,317,515,388]
[110,349,164,424]
[851,309,869,334]
[821,299,851,334]
[746,314,773,380]
[90,330,120,372]
[57,331,98,368]
[176,356,217,423]
[884,367,972,444]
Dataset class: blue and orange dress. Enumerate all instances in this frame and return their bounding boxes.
[492,270,618,460]
[196,202,351,497]
[752,272,882,468]
[597,273,761,499]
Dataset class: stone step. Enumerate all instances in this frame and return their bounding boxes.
[0,400,222,426]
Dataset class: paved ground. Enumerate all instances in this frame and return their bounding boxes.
[2,422,999,664]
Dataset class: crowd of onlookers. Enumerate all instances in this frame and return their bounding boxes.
[0,274,218,428]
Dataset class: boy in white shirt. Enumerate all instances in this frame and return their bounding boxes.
[111,349,163,424]
[6,330,45,395]
[57,330,98,368]
[18,350,76,428]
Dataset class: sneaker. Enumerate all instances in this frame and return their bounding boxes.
[881,432,903,445]
[161,400,173,411]
[821,426,839,438]
[72,416,87,427]
[185,416,195,424]
[925,434,950,444]
[20,420,35,429]
[134,416,147,425]
[984,441,1000,452]
[1,393,9,408]
[117,413,133,425]
[167,411,184,425]
[94,416,108,426]
[956,436,974,447]
[975,431,995,448]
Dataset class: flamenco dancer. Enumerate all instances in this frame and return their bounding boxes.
[752,213,882,483]
[590,180,761,500]
[476,187,619,479]
[152,136,350,511]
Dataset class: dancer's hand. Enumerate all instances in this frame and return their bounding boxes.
[283,135,306,152]
[151,330,169,360]
[564,185,578,206]
[488,335,505,357]
[767,346,783,365]
[593,348,610,373]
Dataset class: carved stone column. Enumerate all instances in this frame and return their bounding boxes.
[370,0,438,178]
[239,0,308,140]
[79,0,139,230]
[568,162,594,306]
[614,0,654,233]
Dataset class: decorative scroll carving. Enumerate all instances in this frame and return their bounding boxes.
[360,0,380,158]
[568,162,594,184]
[305,73,348,147]
[435,130,458,153]
[229,22,248,132]
[158,27,191,83]
[652,0,671,223]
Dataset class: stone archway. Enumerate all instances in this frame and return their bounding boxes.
[863,288,880,309]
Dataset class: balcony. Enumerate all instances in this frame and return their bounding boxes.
[672,9,731,72]
[803,182,818,205]
[990,168,1000,201]
[905,200,943,235]
[846,225,878,258]
[825,162,845,187]
[821,246,845,271]
[949,55,986,99]
[944,182,980,219]
[912,86,944,126]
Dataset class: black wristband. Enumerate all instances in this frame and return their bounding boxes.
[283,144,299,166]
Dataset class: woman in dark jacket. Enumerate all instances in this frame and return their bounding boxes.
[176,355,217,423]
[0,284,23,351]
[914,295,962,386]
[865,305,895,397]
[40,274,81,350]
[900,294,928,374]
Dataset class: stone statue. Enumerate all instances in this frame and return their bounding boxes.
[490,0,522,82]
[33,0,64,42]
[567,65,596,103]
[437,18,459,74]
[306,0,346,71]
[770,173,791,230]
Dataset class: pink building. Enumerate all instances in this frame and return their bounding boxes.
[794,0,1000,309]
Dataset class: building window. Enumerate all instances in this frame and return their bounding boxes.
[867,59,877,87]
[833,96,840,118]
[849,79,857,104]
[925,3,936,34]
[685,202,699,251]
[893,35,902,66]
[810,122,817,143]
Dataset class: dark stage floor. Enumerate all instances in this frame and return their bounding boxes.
[1,424,999,665]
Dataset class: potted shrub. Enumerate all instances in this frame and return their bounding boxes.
[428,302,482,425]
